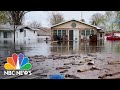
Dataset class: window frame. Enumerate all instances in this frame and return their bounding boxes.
[100,33,102,37]
[4,32,7,38]
[58,30,61,36]
[53,30,57,35]
[86,30,90,36]
[24,30,26,37]
[62,30,66,36]
[82,30,85,36]
[91,30,94,35]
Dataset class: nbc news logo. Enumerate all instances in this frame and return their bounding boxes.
[4,53,32,75]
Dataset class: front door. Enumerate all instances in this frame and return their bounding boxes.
[74,30,79,41]
[69,30,73,41]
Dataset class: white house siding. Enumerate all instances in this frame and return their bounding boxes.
[16,29,37,40]
[0,29,37,43]
[96,31,104,40]
[25,29,37,40]
[15,29,23,40]
[0,31,14,40]
[0,39,13,45]
[99,33,104,40]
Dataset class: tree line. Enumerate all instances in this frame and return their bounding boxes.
[90,11,120,32]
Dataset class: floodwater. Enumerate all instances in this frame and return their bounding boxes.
[0,37,120,59]
[1,37,120,79]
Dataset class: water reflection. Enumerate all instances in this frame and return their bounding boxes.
[0,39,120,59]
[51,40,104,55]
[104,40,120,56]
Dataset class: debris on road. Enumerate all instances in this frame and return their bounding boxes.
[35,73,47,77]
[90,66,101,70]
[77,69,89,72]
[60,70,68,73]
[35,60,45,62]
[31,69,39,73]
[56,66,71,70]
[65,74,80,79]
[98,72,120,79]
[64,63,72,65]
[72,63,84,65]
[1,53,120,79]
[77,66,100,72]
[87,61,95,65]
[85,59,92,62]
[108,61,120,65]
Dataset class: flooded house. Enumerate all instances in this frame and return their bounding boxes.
[37,27,51,40]
[37,27,51,36]
[0,24,39,58]
[0,24,39,44]
[51,19,104,41]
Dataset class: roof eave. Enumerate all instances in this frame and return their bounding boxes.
[51,19,101,30]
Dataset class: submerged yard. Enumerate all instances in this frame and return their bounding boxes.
[0,38,120,79]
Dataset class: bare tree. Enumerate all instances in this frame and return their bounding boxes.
[90,13,105,26]
[27,21,41,28]
[48,11,65,25]
[4,11,29,51]
[104,11,118,32]
[114,11,120,29]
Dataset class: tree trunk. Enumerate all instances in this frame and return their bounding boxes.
[13,25,16,52]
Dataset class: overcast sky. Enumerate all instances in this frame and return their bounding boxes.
[24,11,105,28]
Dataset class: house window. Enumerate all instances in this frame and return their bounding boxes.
[86,30,90,36]
[82,30,85,36]
[20,29,23,32]
[24,30,26,37]
[58,30,61,36]
[62,30,66,36]
[4,40,8,44]
[8,32,12,38]
[53,30,57,35]
[91,30,94,35]
[4,32,7,38]
[100,33,102,37]
[71,23,76,28]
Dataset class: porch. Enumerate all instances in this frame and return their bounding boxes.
[51,29,101,42]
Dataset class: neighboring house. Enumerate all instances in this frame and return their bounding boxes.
[51,19,104,41]
[37,27,51,36]
[0,24,39,41]
[37,27,51,40]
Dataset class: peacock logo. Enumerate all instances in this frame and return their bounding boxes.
[4,53,32,70]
